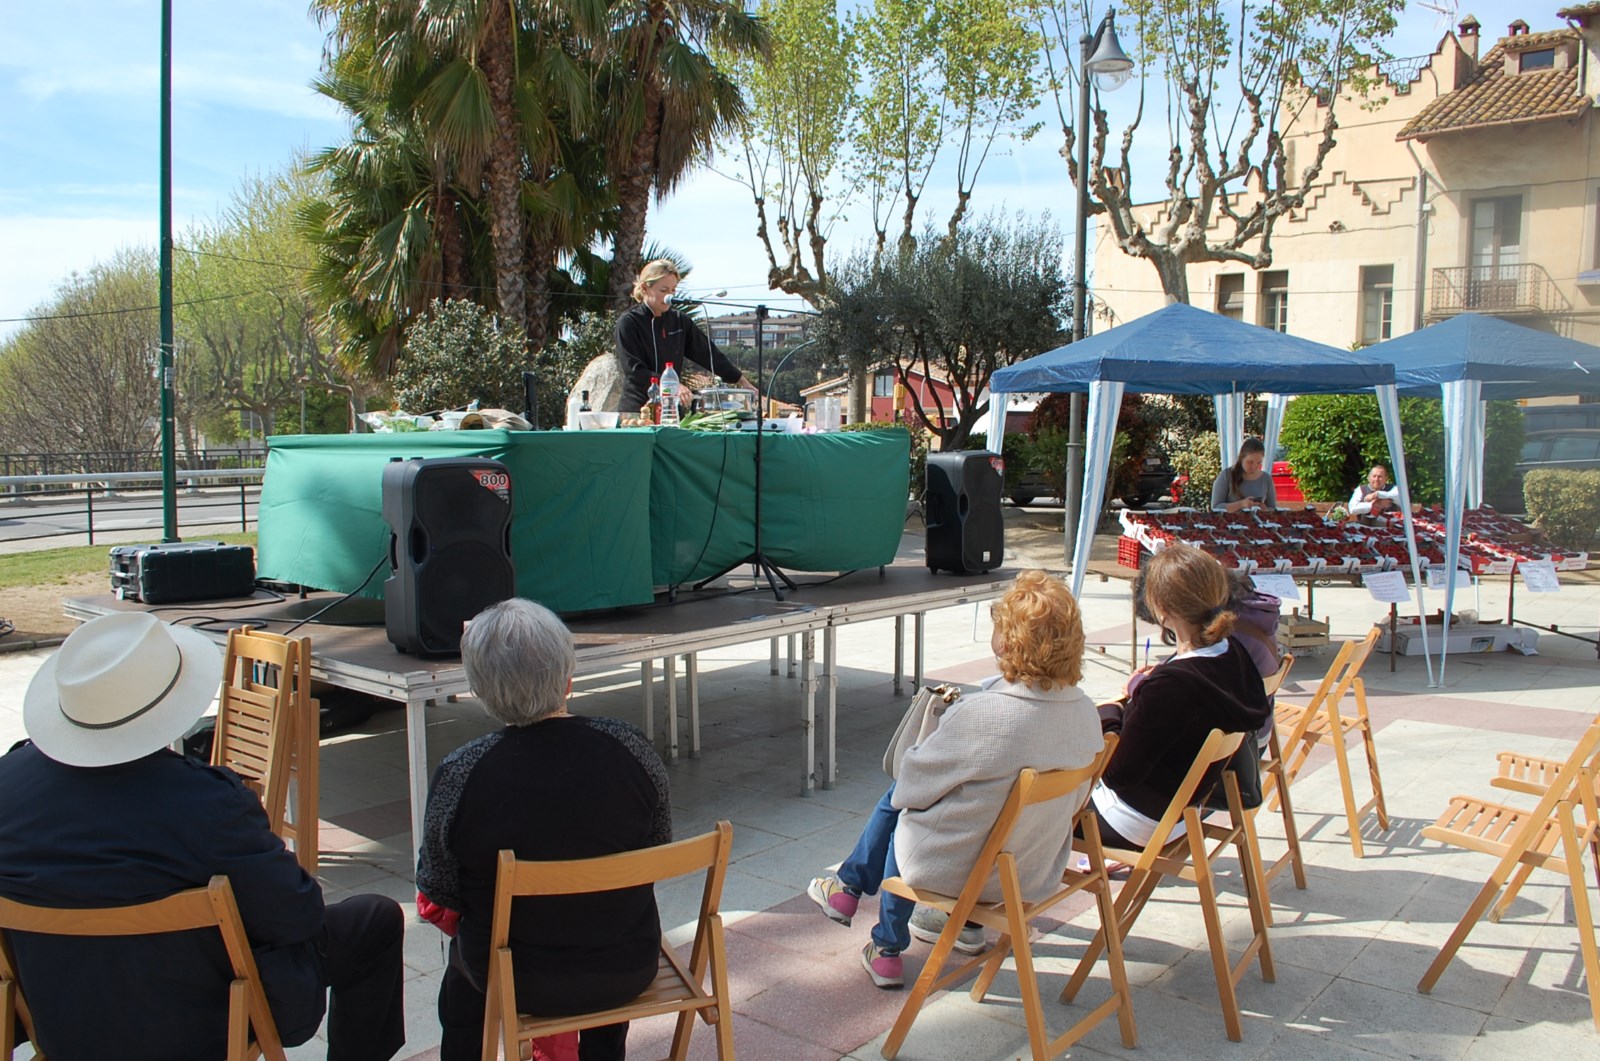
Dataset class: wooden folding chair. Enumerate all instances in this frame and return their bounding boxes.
[1248,654,1307,899]
[1061,729,1276,1042]
[1484,721,1600,922]
[214,626,320,874]
[0,876,285,1060]
[482,821,735,1061]
[1418,723,1600,1030]
[1272,627,1389,857]
[877,738,1135,1061]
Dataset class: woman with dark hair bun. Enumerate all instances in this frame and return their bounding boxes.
[1088,544,1271,849]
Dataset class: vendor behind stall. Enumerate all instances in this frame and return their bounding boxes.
[1349,465,1401,517]
[615,260,754,416]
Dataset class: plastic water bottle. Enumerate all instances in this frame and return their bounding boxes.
[659,362,681,426]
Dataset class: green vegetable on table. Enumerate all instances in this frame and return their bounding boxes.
[680,410,741,431]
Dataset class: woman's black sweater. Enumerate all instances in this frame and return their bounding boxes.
[1102,637,1271,820]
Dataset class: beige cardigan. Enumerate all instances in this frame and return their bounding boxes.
[891,676,1103,902]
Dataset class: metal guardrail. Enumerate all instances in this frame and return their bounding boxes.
[0,469,264,546]
[0,448,264,478]
[1428,263,1563,319]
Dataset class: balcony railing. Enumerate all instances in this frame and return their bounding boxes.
[1428,263,1562,319]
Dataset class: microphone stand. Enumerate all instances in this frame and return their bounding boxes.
[695,304,798,599]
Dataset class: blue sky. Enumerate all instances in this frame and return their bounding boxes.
[1,1,1533,337]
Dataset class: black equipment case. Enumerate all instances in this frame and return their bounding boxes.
[109,541,257,604]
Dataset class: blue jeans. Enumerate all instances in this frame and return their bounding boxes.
[836,784,914,954]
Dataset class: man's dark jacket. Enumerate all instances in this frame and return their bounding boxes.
[0,741,325,1060]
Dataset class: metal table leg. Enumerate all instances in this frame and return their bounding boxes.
[800,630,817,796]
[787,633,798,677]
[639,660,654,747]
[893,614,905,694]
[664,654,679,763]
[820,626,838,789]
[913,612,925,690]
[407,697,430,868]
[687,652,701,758]
[770,637,780,675]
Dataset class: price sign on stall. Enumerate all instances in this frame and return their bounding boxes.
[1518,560,1562,594]
[1426,564,1473,590]
[1251,572,1301,602]
[1362,570,1412,604]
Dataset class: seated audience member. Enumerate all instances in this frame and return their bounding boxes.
[0,612,404,1061]
[1090,544,1272,849]
[1348,464,1401,517]
[1211,437,1277,513]
[417,598,671,1061]
[806,570,1104,988]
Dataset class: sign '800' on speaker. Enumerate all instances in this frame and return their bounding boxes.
[381,457,516,657]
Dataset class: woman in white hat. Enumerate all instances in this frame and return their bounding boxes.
[0,611,406,1061]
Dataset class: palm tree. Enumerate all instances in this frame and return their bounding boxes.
[600,0,770,310]
[310,1,609,353]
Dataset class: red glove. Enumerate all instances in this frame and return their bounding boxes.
[530,1033,580,1061]
[416,891,461,938]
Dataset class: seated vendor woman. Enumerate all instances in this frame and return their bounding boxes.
[1211,437,1276,513]
[1349,464,1401,517]
[1089,543,1271,850]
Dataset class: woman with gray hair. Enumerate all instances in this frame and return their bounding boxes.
[417,598,671,1061]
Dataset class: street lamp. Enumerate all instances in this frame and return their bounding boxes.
[1064,8,1134,554]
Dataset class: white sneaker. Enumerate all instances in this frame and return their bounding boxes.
[908,905,986,954]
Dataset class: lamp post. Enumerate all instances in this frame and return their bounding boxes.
[1064,8,1134,555]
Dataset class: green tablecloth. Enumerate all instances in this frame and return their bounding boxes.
[649,429,912,584]
[257,427,909,613]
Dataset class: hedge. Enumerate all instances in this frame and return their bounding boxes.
[1522,469,1600,549]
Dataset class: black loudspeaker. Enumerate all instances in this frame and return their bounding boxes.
[382,457,516,657]
[925,451,1005,575]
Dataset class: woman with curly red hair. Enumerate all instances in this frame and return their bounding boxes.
[806,570,1104,988]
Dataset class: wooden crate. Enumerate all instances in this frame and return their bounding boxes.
[1279,609,1329,651]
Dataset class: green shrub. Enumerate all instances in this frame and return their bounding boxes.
[1523,469,1600,549]
[393,299,527,414]
[1279,394,1523,504]
[1171,432,1220,508]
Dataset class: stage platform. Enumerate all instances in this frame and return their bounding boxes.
[64,560,1012,861]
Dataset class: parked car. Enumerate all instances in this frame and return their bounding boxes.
[1007,453,1176,507]
[1488,429,1600,512]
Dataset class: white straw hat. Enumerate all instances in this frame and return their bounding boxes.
[23,612,224,768]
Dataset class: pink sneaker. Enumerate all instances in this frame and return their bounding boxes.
[860,941,904,988]
[807,874,859,926]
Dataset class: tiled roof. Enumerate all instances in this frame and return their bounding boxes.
[1397,30,1591,141]
[1556,4,1600,21]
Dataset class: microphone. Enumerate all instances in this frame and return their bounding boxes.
[668,289,727,306]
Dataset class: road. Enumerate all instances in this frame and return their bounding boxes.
[0,486,260,554]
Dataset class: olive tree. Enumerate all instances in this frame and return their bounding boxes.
[817,212,1069,451]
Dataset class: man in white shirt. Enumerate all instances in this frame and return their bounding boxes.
[1349,464,1401,516]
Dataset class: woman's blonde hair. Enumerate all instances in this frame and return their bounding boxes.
[631,259,680,303]
[1142,543,1236,647]
[993,569,1084,689]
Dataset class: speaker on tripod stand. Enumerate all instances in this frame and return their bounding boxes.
[382,457,516,656]
[925,451,1005,575]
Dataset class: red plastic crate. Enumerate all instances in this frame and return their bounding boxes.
[1117,536,1145,569]
[1271,460,1305,504]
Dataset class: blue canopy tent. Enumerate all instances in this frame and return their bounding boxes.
[1374,314,1600,683]
[990,303,1434,679]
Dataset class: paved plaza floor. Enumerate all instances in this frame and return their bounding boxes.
[2,524,1598,1059]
